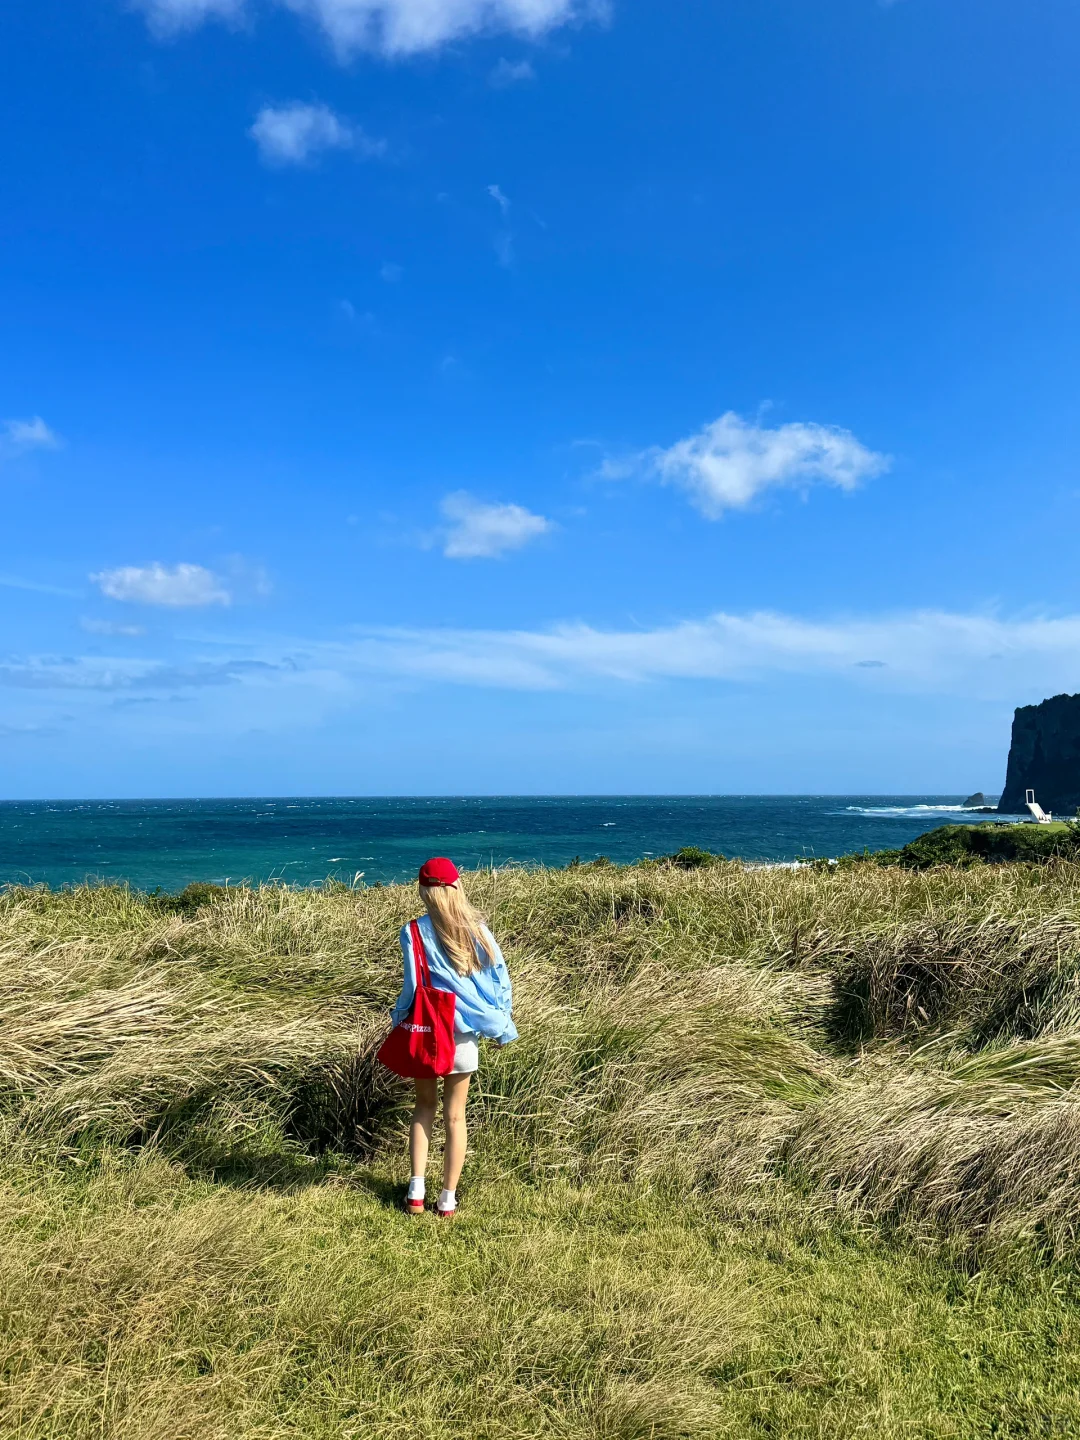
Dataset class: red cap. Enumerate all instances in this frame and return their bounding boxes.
[419,856,459,888]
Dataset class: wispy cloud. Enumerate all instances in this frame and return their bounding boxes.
[440,492,552,559]
[607,411,889,518]
[379,261,403,282]
[489,57,536,86]
[10,609,1079,743]
[338,300,378,333]
[80,618,148,637]
[326,609,1080,699]
[486,184,515,266]
[0,656,277,692]
[134,0,587,57]
[133,0,244,34]
[91,563,232,608]
[2,416,62,456]
[249,102,386,166]
[0,575,81,598]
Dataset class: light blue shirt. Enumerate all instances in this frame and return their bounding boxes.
[390,913,518,1044]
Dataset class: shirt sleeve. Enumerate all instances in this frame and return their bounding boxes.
[482,928,518,1043]
[390,923,417,1025]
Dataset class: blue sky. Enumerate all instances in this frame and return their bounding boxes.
[2,0,1080,797]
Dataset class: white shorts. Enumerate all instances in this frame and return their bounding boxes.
[451,1030,480,1074]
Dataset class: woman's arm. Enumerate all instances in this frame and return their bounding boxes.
[389,924,416,1025]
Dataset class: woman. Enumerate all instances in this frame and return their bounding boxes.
[390,856,517,1218]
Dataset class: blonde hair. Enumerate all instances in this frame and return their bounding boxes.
[420,880,492,977]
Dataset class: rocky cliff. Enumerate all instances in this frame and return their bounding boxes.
[998,692,1080,817]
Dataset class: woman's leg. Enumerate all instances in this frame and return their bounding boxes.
[410,1077,438,1181]
[441,1073,471,1194]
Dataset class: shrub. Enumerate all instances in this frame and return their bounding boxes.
[659,846,726,869]
[872,823,1080,869]
[152,882,234,916]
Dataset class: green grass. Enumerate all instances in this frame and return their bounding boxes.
[4,860,1080,1436]
[853,821,1080,869]
[6,1155,1080,1440]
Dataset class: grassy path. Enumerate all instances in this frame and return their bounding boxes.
[4,1157,1080,1438]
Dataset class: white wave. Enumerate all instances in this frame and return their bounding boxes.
[840,803,1024,821]
[842,804,980,817]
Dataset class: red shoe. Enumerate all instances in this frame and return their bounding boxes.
[436,1205,456,1220]
[404,1197,425,1216]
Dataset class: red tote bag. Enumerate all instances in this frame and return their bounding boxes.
[377,920,458,1078]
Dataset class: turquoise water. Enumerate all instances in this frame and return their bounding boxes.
[0,795,1012,892]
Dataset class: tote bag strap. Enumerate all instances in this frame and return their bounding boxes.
[409,920,433,991]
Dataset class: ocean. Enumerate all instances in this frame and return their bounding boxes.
[0,795,1014,893]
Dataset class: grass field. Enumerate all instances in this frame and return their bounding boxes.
[4,859,1080,1437]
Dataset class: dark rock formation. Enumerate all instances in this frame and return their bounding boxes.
[962,792,988,808]
[998,693,1080,817]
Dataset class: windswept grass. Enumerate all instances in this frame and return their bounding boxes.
[4,858,1080,1434]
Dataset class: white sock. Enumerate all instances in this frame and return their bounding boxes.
[438,1188,456,1212]
[406,1176,425,1201]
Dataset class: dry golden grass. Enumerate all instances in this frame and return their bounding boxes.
[3,860,1080,1435]
[5,861,1080,1246]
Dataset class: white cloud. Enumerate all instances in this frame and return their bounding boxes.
[0,722,60,739]
[379,261,403,282]
[12,609,1080,740]
[621,411,890,519]
[132,0,245,35]
[2,416,61,453]
[0,655,274,692]
[80,618,148,637]
[486,185,515,266]
[91,563,232,608]
[440,492,552,559]
[490,56,535,85]
[338,300,378,332]
[331,609,1080,698]
[0,575,80,597]
[249,102,386,166]
[134,0,587,56]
